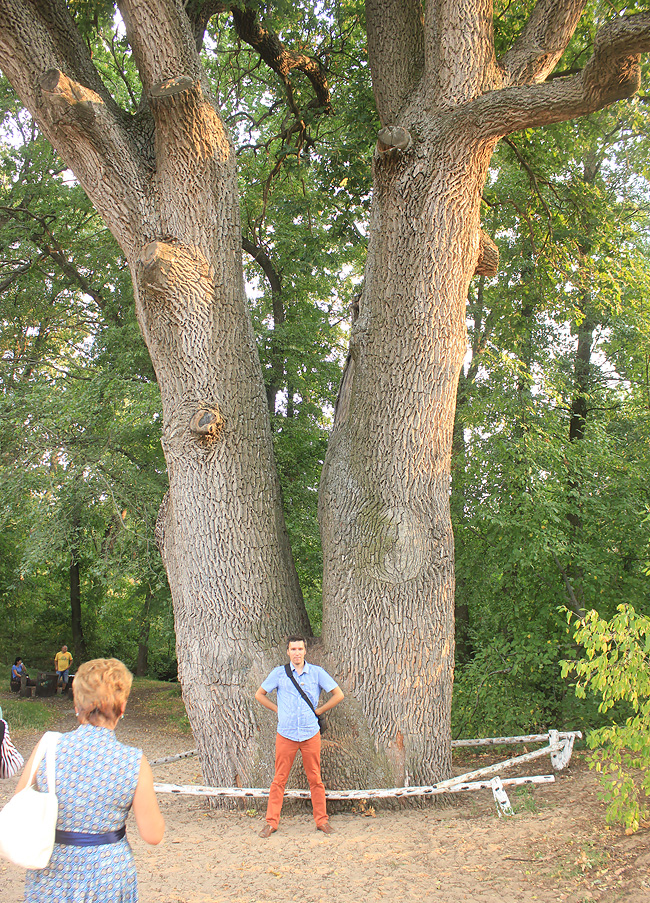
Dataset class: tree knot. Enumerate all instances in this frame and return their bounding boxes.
[376,126,413,155]
[189,405,225,442]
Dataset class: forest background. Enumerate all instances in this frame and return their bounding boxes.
[0,0,649,748]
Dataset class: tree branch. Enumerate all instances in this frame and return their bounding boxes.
[365,0,424,125]
[5,0,117,105]
[424,0,498,106]
[500,0,586,87]
[231,4,331,114]
[37,68,147,240]
[116,0,202,95]
[0,4,147,247]
[184,0,227,51]
[242,236,282,296]
[466,13,650,139]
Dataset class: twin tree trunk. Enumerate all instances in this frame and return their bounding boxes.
[140,80,487,790]
[2,0,646,794]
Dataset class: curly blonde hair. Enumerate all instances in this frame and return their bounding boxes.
[73,658,133,726]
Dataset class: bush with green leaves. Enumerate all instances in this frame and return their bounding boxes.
[562,605,650,833]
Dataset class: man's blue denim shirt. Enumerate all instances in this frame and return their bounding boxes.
[261,661,338,741]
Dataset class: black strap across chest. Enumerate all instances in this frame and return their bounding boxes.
[284,663,318,716]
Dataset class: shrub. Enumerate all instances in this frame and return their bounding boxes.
[561,604,650,832]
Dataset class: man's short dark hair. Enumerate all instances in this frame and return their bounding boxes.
[286,635,307,648]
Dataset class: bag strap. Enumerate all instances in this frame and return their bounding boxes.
[284,664,318,717]
[26,731,61,792]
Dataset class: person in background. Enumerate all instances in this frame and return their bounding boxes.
[14,658,165,902]
[54,644,73,693]
[10,658,24,692]
[11,658,27,682]
[10,657,35,694]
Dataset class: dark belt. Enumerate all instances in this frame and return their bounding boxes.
[55,826,126,846]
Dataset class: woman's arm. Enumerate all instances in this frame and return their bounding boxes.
[131,756,165,844]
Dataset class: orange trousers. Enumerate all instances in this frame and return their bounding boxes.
[265,732,328,828]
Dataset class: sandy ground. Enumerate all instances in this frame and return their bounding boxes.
[2,688,649,903]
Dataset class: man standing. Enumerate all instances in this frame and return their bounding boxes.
[54,644,73,692]
[255,635,344,837]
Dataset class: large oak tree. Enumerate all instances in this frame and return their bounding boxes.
[0,0,648,789]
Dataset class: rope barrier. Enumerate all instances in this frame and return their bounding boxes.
[149,731,582,768]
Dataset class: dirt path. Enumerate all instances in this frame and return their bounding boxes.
[2,689,649,902]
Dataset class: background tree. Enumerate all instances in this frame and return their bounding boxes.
[451,88,650,738]
[0,92,172,673]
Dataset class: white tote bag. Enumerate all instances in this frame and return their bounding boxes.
[0,730,62,869]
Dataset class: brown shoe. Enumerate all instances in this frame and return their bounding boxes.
[259,823,277,838]
[317,822,334,835]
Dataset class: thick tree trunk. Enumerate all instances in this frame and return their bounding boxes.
[130,81,311,788]
[0,3,311,790]
[320,127,495,785]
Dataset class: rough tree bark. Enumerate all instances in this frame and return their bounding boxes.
[0,0,648,791]
[0,0,310,788]
[319,0,650,785]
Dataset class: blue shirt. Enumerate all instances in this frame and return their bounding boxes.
[261,662,338,741]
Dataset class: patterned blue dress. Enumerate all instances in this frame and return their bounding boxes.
[24,724,142,903]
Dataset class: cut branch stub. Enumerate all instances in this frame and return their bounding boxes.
[474,229,499,278]
[377,126,413,154]
[140,240,179,293]
[189,406,224,441]
[39,68,101,126]
[150,74,196,101]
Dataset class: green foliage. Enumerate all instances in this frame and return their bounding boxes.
[0,74,174,676]
[204,0,373,629]
[562,605,650,832]
[452,62,650,737]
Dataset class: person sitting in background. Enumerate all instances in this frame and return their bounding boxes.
[14,657,165,902]
[10,657,34,693]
